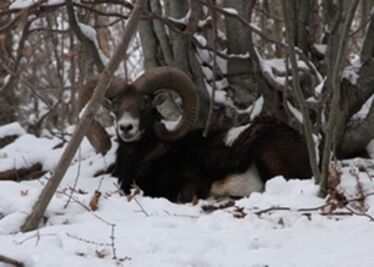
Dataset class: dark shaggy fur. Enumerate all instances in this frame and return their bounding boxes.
[113,116,312,202]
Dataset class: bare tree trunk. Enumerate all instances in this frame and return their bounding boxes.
[281,0,321,184]
[224,0,258,108]
[270,0,284,58]
[21,0,145,232]
[150,0,174,65]
[138,1,160,69]
[319,0,359,196]
[0,1,18,125]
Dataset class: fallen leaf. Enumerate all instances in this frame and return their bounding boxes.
[277,217,285,226]
[20,190,29,196]
[95,249,108,258]
[89,190,102,211]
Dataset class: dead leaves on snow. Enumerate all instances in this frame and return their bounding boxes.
[89,190,102,211]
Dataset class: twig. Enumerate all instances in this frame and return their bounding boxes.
[1,63,52,108]
[110,224,118,260]
[133,196,150,217]
[61,191,121,260]
[254,202,330,216]
[0,254,24,267]
[14,232,56,245]
[64,147,82,209]
[163,210,199,219]
[201,200,236,213]
[66,232,111,247]
[345,205,374,222]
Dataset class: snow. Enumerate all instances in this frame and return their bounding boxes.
[78,22,109,65]
[313,44,327,55]
[9,0,64,9]
[1,130,374,266]
[287,101,303,123]
[0,122,26,139]
[351,94,374,120]
[222,8,239,15]
[249,96,264,120]
[314,78,326,96]
[342,58,361,85]
[224,124,250,146]
[2,75,11,88]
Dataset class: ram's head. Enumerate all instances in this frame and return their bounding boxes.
[79,67,200,154]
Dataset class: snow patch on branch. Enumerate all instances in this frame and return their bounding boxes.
[10,0,64,9]
[352,95,374,120]
[342,58,361,85]
[222,8,239,15]
[168,10,191,24]
[0,122,26,139]
[314,78,326,96]
[226,52,250,59]
[249,96,264,120]
[313,44,327,55]
[224,124,250,147]
[287,101,304,123]
[78,22,109,65]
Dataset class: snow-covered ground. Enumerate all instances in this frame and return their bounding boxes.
[1,125,374,267]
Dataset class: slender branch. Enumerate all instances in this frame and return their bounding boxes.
[203,0,218,137]
[66,0,105,72]
[281,0,321,183]
[0,255,24,267]
[0,19,31,94]
[320,0,359,196]
[21,0,145,232]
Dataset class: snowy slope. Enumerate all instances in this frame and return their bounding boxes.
[1,129,374,267]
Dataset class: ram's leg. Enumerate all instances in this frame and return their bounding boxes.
[177,170,211,204]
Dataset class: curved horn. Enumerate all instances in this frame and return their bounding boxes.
[133,66,200,142]
[78,76,126,154]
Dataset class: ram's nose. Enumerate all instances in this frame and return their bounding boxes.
[119,123,134,133]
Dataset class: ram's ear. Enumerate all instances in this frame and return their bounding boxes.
[86,120,112,155]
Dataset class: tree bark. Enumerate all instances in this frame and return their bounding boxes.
[281,0,321,184]
[138,1,159,69]
[224,0,258,108]
[0,1,18,125]
[150,0,174,65]
[319,0,359,196]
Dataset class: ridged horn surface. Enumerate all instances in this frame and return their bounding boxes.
[133,66,199,142]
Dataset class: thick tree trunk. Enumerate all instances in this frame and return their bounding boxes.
[224,0,258,108]
[334,8,374,158]
[138,1,159,69]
